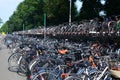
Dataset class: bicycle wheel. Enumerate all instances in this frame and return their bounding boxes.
[8,53,22,72]
[8,66,19,72]
[28,58,39,70]
[19,56,28,74]
[32,72,60,80]
[30,59,47,74]
[65,76,81,80]
[28,57,41,71]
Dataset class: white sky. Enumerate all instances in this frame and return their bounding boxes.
[0,0,24,26]
[75,0,82,12]
[101,0,106,5]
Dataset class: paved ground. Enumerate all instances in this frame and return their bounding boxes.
[0,35,26,80]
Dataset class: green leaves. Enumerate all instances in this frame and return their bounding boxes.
[1,0,120,33]
[78,0,102,20]
[1,0,76,32]
[0,18,2,24]
[105,0,120,16]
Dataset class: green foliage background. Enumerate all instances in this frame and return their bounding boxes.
[0,0,120,33]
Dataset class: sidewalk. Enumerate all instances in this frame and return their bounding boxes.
[0,35,26,80]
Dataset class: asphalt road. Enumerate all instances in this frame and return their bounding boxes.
[0,35,26,80]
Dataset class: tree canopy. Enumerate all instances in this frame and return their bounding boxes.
[78,0,102,20]
[105,0,120,16]
[0,0,120,33]
[0,18,2,24]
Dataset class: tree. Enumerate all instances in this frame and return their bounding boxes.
[16,0,44,29]
[2,0,45,32]
[1,0,106,32]
[105,0,120,16]
[0,22,8,33]
[45,0,77,25]
[78,0,102,20]
[0,18,2,25]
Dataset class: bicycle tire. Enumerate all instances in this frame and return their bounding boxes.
[19,56,28,73]
[28,57,40,71]
[8,53,22,68]
[30,59,47,74]
[8,66,19,72]
[32,72,60,80]
[65,76,81,80]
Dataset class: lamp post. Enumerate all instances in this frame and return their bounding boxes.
[43,0,46,41]
[23,23,25,36]
[44,13,46,40]
[69,0,72,26]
